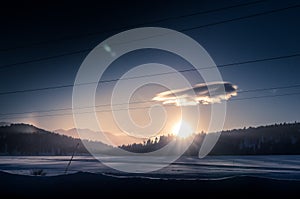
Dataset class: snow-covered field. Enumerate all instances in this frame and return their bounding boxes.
[1,155,300,180]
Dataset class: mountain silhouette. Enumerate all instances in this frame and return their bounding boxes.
[1,122,300,156]
[54,128,143,146]
[0,123,111,155]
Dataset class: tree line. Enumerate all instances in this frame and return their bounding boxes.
[1,122,300,155]
[120,122,300,155]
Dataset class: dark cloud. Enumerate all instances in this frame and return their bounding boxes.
[152,82,238,106]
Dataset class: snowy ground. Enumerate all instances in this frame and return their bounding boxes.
[1,155,300,180]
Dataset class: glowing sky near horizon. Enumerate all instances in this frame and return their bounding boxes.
[0,0,299,143]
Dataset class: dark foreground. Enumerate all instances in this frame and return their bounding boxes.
[1,171,300,198]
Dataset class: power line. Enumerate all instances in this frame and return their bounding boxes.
[238,84,300,93]
[0,91,299,121]
[231,91,300,101]
[0,52,299,96]
[1,4,299,71]
[0,83,300,117]
[1,83,300,116]
[181,4,300,32]
[0,48,91,70]
[0,0,265,52]
[0,104,174,120]
[113,4,300,47]
[0,100,153,116]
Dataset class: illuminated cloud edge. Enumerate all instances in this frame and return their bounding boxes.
[152,81,238,106]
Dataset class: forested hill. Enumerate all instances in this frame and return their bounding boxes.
[1,122,300,155]
[0,123,109,155]
[209,122,300,155]
[120,122,300,155]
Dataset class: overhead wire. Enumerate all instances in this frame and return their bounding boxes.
[0,53,299,96]
[0,86,300,120]
[1,4,299,71]
[0,0,266,52]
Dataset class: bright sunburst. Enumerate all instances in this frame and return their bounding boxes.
[172,120,194,138]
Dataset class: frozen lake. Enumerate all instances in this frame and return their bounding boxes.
[1,155,300,180]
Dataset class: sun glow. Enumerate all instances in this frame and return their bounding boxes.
[172,120,194,138]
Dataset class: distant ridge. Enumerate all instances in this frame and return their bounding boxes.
[54,128,143,146]
[0,123,112,155]
[0,123,48,134]
[1,122,300,156]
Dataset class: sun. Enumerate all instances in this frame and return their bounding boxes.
[172,120,194,138]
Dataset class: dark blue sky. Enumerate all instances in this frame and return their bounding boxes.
[0,0,299,131]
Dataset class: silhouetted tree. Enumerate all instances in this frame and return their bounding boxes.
[120,122,300,155]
